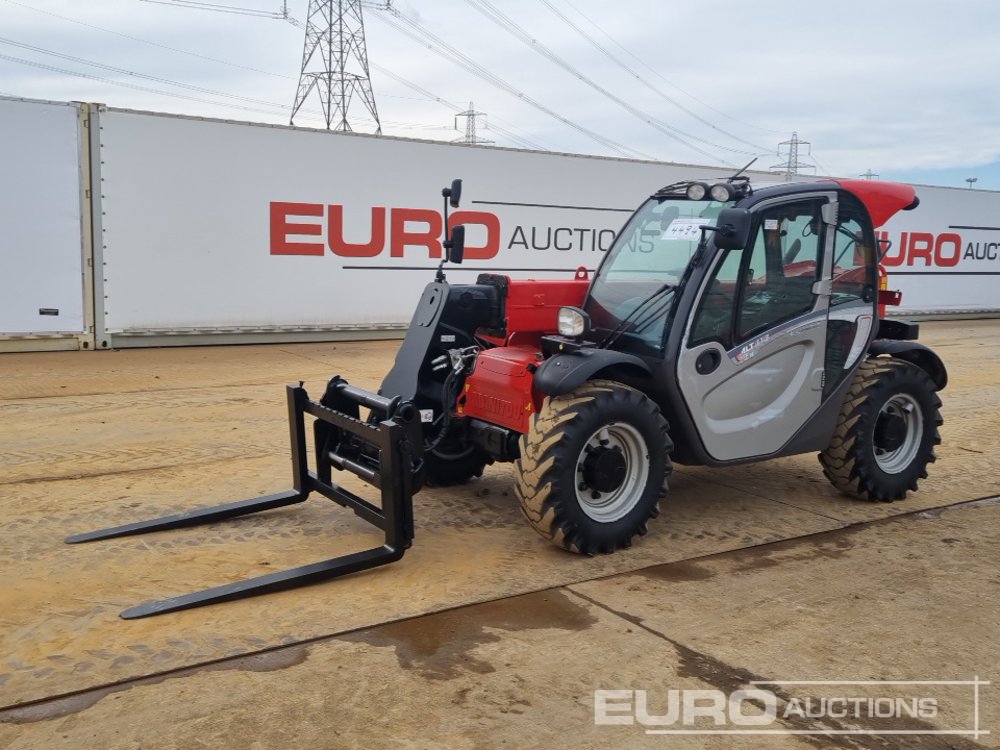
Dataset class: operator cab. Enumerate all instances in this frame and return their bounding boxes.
[553,174,916,466]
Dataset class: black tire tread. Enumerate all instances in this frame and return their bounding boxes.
[514,379,671,554]
[423,447,491,487]
[819,358,942,502]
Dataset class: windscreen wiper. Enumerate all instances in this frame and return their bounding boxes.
[599,283,674,349]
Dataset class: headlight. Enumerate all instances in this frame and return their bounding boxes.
[709,182,736,202]
[557,306,590,337]
[686,182,709,201]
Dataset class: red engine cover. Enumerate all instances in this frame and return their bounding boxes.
[459,345,543,434]
[478,268,591,348]
[505,273,589,330]
[461,269,588,433]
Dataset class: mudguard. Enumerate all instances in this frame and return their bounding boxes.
[534,348,651,396]
[868,340,948,389]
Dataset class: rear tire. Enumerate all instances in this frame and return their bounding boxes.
[820,358,942,502]
[514,379,672,554]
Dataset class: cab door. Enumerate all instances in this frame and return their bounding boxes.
[676,193,836,461]
[821,192,880,401]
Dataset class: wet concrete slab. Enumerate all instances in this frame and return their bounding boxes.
[2,499,996,750]
[1,320,998,711]
[568,497,1000,748]
[0,455,842,706]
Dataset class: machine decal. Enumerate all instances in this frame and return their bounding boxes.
[728,311,826,364]
[734,332,774,363]
[662,218,704,240]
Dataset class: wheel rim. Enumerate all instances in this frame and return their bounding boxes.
[575,422,650,522]
[873,393,924,474]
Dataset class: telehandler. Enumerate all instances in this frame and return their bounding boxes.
[71,174,944,618]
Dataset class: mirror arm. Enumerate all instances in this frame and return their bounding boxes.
[436,179,464,282]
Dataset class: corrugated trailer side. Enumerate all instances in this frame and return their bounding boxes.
[877,183,1000,316]
[90,106,761,348]
[4,97,997,352]
[0,96,94,352]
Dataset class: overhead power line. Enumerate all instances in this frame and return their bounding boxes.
[136,0,386,131]
[4,0,643,153]
[372,10,653,160]
[560,0,784,137]
[4,0,455,106]
[809,152,833,176]
[0,51,304,118]
[3,0,288,78]
[140,0,282,18]
[0,36,298,112]
[2,0,536,146]
[461,0,748,166]
[370,62,549,150]
[537,0,771,154]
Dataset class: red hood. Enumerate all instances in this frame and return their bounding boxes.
[825,179,919,228]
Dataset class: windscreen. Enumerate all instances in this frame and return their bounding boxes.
[585,197,725,354]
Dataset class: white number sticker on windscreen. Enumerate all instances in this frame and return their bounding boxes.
[661,218,704,240]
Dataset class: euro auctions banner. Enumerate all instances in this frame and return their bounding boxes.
[877,185,1000,313]
[95,109,738,333]
[95,107,998,334]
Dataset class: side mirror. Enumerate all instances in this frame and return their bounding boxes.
[443,178,462,208]
[447,224,465,264]
[712,207,752,250]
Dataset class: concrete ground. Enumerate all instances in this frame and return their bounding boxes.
[0,320,998,748]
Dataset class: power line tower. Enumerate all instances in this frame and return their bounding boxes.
[290,1,393,132]
[860,168,880,180]
[770,131,816,180]
[453,102,494,144]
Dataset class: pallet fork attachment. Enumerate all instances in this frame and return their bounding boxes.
[67,381,421,620]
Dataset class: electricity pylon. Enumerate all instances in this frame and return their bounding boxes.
[770,131,816,180]
[452,102,494,144]
[290,1,395,132]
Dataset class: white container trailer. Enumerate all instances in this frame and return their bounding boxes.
[90,106,754,348]
[0,96,94,352]
[875,184,1000,316]
[2,98,997,351]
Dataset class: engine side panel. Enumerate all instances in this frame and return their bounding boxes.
[459,346,542,434]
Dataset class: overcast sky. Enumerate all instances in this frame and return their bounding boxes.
[2,0,998,189]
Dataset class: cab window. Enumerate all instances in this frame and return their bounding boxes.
[738,199,824,341]
[830,195,876,306]
[689,198,825,350]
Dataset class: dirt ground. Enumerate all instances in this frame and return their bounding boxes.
[1,320,998,749]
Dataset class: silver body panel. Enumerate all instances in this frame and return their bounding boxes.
[676,191,839,462]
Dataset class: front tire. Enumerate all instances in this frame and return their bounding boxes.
[820,358,942,502]
[514,379,672,554]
